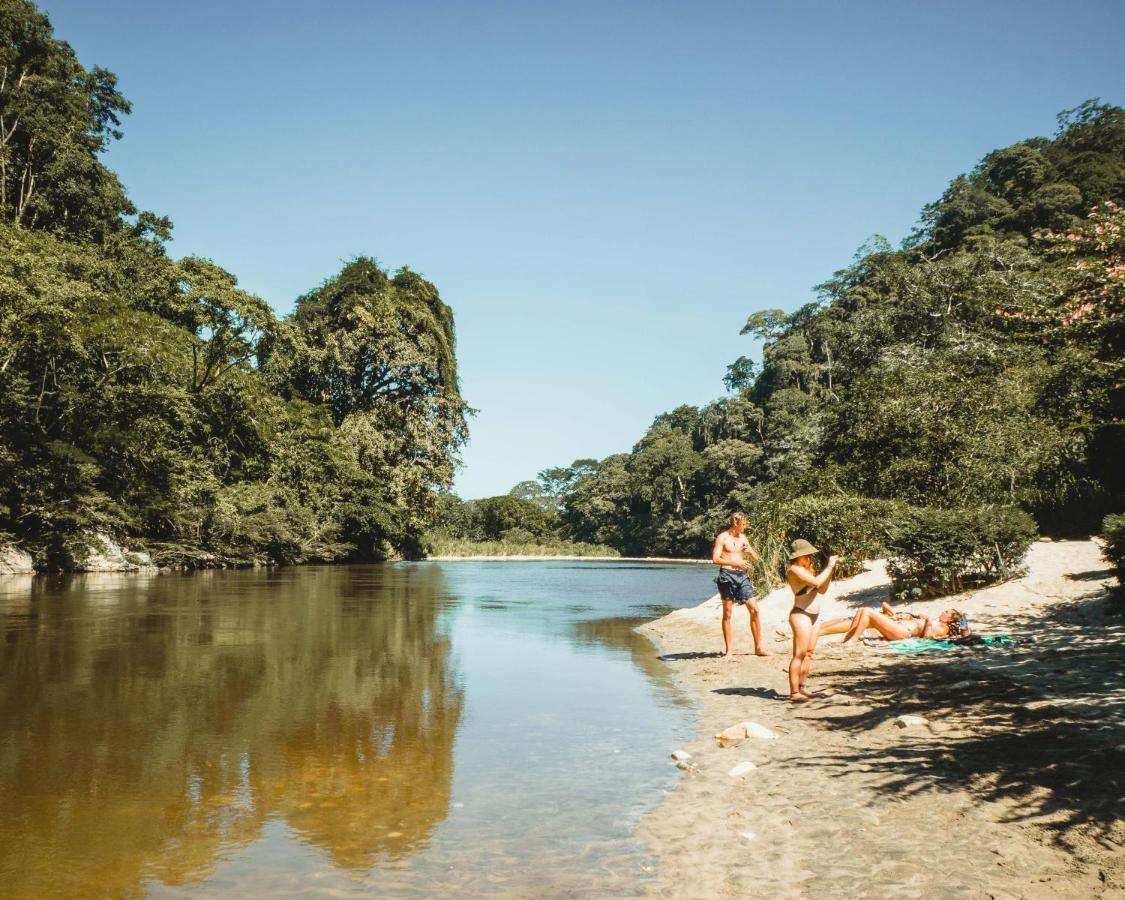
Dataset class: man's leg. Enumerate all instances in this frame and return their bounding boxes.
[721,597,735,658]
[746,598,769,656]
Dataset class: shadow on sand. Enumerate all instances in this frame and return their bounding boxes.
[801,588,1125,847]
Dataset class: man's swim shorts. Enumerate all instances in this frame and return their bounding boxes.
[716,568,755,604]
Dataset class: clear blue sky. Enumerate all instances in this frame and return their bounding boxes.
[44,0,1124,498]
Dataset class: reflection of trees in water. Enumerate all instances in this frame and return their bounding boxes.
[0,565,462,897]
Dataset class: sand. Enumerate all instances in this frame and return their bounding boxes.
[637,540,1124,898]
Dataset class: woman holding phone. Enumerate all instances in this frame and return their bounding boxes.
[786,539,838,703]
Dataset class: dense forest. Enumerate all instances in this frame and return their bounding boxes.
[0,0,468,568]
[446,101,1125,588]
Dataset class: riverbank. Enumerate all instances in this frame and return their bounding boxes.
[636,539,1123,897]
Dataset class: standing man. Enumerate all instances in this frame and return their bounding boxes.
[711,512,768,658]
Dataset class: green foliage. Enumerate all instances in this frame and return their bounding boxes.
[555,101,1124,559]
[783,494,907,578]
[887,506,1037,598]
[1102,514,1125,586]
[0,5,470,567]
[423,533,619,558]
[473,495,553,540]
[0,0,139,239]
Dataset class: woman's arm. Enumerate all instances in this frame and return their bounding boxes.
[817,558,839,594]
[789,556,838,592]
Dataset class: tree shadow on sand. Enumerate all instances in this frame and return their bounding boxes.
[804,588,1125,848]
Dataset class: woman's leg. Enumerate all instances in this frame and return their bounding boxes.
[788,613,813,702]
[842,609,910,646]
[815,616,852,639]
[799,617,820,691]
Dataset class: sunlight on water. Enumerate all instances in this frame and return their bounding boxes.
[0,562,707,897]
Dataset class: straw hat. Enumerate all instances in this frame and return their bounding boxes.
[789,539,820,560]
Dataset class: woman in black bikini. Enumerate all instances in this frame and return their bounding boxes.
[786,539,838,703]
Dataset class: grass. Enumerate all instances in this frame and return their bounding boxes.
[423,534,620,558]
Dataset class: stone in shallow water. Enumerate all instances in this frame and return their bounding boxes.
[671,749,692,762]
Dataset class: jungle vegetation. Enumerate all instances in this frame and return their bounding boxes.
[467,100,1125,589]
[0,0,468,567]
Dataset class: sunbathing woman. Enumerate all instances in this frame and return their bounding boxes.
[838,604,970,647]
[816,602,927,639]
[786,539,838,703]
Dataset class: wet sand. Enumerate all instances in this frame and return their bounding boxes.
[637,540,1124,898]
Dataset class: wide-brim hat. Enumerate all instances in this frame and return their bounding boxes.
[789,539,820,560]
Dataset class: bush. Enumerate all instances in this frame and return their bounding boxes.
[783,494,908,578]
[1102,513,1125,586]
[887,505,1037,598]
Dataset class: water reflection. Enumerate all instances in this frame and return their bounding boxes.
[0,567,462,898]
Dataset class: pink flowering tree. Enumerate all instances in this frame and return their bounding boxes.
[1040,201,1124,337]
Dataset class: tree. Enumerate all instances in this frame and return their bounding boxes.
[0,0,135,239]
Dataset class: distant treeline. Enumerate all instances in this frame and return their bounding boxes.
[471,101,1125,574]
[0,1,468,567]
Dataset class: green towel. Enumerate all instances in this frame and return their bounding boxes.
[887,635,1023,654]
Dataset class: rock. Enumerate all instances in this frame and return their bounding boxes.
[0,545,34,574]
[716,721,777,745]
[949,680,973,690]
[70,532,155,572]
[740,831,756,841]
[893,714,930,728]
[675,760,692,771]
[671,749,692,762]
[728,761,758,777]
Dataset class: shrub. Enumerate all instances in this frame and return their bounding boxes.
[887,505,1037,598]
[1102,513,1125,586]
[783,494,908,578]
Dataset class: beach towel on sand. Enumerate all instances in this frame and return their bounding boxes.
[885,635,1034,654]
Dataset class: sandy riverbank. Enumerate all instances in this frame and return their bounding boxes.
[636,539,1124,898]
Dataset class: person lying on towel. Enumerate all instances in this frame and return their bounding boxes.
[816,602,970,647]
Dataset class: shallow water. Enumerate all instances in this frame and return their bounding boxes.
[0,561,710,897]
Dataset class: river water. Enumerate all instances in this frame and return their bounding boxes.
[0,561,711,897]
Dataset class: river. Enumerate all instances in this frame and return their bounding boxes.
[0,561,711,897]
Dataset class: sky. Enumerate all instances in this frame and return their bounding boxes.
[42,0,1125,498]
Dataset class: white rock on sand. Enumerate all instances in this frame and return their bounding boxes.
[671,749,692,762]
[893,714,930,728]
[715,721,776,744]
[728,761,757,777]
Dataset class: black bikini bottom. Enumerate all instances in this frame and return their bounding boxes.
[790,606,819,623]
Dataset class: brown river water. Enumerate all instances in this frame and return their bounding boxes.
[0,561,708,897]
